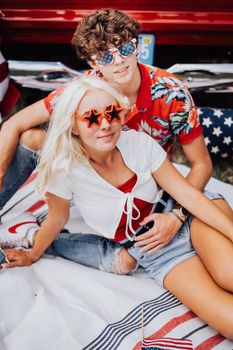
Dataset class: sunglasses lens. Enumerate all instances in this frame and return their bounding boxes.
[118,41,136,57]
[95,40,136,66]
[96,51,114,66]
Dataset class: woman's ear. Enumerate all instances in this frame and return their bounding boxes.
[72,127,79,136]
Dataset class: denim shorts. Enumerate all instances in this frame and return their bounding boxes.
[0,143,38,210]
[128,190,223,288]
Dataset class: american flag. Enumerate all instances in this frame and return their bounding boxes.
[198,107,233,160]
[141,336,193,350]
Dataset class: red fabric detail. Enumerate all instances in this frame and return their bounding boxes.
[117,174,137,192]
[26,200,46,213]
[0,61,8,83]
[177,124,203,144]
[112,174,153,242]
[43,85,65,115]
[0,80,20,117]
[9,221,38,234]
[136,62,152,110]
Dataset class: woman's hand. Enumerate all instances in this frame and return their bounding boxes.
[5,249,34,268]
[134,212,182,253]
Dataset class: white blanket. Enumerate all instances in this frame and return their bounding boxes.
[1,164,233,350]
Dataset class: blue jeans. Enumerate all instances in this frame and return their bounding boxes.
[0,143,38,210]
[48,233,123,274]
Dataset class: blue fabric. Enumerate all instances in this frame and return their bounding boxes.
[0,143,38,210]
[47,233,122,273]
[198,107,233,160]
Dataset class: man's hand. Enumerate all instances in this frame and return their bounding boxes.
[134,212,182,253]
[5,249,33,268]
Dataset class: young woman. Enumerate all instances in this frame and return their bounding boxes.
[5,76,233,338]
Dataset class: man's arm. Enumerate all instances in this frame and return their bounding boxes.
[0,99,50,191]
[181,134,213,191]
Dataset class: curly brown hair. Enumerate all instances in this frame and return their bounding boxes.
[71,9,141,61]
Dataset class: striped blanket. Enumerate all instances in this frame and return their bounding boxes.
[0,164,233,350]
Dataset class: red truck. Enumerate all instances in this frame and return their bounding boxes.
[1,0,233,68]
[0,1,232,159]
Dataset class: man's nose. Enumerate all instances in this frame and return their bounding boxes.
[113,52,125,65]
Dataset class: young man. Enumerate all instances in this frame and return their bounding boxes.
[0,9,212,255]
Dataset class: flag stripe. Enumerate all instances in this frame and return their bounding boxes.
[142,337,193,349]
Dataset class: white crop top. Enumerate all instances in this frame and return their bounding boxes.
[46,130,167,239]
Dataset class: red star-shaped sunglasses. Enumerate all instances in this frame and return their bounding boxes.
[75,104,124,128]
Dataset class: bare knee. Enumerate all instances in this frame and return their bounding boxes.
[19,128,46,151]
[218,314,233,339]
[212,265,233,291]
[112,247,137,275]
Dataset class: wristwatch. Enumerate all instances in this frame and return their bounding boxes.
[172,204,189,223]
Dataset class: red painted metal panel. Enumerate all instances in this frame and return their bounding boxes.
[1,2,233,46]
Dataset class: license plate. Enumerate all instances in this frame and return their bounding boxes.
[138,34,155,66]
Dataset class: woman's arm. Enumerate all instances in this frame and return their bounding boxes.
[152,158,233,241]
[6,192,70,267]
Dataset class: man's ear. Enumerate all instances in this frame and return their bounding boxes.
[88,60,99,71]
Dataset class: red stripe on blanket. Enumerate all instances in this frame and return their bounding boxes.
[132,311,196,350]
[26,200,46,213]
[194,334,225,350]
[20,172,38,188]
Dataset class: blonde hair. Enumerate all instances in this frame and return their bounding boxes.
[36,76,129,198]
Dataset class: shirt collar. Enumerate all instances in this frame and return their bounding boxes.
[136,62,153,111]
[125,63,152,123]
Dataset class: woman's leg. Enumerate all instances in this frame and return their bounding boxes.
[164,255,233,339]
[190,198,233,291]
[50,232,137,274]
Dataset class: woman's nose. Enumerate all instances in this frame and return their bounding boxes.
[100,117,110,129]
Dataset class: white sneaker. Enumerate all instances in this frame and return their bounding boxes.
[0,212,40,249]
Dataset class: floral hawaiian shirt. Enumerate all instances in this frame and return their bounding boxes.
[43,62,203,156]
